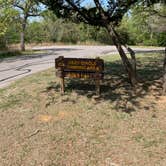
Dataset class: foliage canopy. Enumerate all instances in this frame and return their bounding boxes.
[39,0,164,27]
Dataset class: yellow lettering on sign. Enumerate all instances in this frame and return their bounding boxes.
[65,72,94,79]
[56,58,103,73]
[66,65,99,71]
[67,66,86,70]
[68,60,80,65]
[68,60,97,67]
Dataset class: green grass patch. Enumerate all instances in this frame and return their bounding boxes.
[0,49,47,59]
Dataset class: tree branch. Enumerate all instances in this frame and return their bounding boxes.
[65,0,104,26]
[65,0,90,22]
[14,4,24,11]
[27,13,40,17]
[93,0,107,20]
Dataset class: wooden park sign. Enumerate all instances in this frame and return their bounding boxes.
[55,56,104,95]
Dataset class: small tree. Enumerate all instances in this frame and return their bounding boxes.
[39,0,162,85]
[13,0,42,51]
[0,0,18,48]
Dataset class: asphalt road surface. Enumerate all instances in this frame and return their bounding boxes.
[0,45,165,88]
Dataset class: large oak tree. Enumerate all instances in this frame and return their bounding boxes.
[38,0,164,86]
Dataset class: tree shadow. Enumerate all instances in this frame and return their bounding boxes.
[46,53,164,113]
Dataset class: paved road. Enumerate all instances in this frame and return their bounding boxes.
[0,45,165,88]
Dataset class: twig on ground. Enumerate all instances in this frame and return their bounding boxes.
[26,129,42,139]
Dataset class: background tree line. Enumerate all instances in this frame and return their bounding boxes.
[0,2,165,49]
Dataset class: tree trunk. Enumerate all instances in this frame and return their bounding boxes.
[123,44,137,79]
[106,24,137,86]
[163,48,166,95]
[20,20,26,51]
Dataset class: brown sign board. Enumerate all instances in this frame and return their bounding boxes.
[55,57,104,75]
[55,56,104,95]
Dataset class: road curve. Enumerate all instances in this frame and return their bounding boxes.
[0,45,165,88]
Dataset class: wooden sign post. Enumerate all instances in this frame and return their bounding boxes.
[55,56,104,95]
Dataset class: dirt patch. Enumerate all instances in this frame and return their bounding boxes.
[38,115,53,122]
[38,111,73,123]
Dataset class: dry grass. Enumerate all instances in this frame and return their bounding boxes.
[0,49,47,59]
[0,53,166,166]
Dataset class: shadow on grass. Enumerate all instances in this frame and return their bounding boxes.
[46,53,164,113]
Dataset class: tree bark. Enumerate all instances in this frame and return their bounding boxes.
[163,48,166,95]
[107,24,137,79]
[106,24,137,86]
[123,44,137,79]
[20,20,26,51]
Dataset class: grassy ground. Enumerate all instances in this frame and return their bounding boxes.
[0,53,166,166]
[0,50,47,59]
